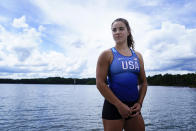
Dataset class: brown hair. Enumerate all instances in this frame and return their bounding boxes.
[112,18,135,50]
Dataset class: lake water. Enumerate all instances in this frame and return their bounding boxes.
[0,84,196,131]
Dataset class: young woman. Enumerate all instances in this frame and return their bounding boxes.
[96,18,147,131]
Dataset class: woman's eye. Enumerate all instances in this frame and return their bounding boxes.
[112,28,117,32]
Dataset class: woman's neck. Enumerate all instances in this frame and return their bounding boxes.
[115,42,129,51]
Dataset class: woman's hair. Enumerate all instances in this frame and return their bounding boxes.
[111,18,135,50]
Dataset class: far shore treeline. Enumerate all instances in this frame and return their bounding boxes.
[0,73,195,87]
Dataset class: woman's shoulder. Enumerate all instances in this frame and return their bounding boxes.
[98,48,113,62]
[100,48,112,57]
[134,50,143,61]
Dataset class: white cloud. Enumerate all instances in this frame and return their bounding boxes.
[140,21,196,75]
[12,16,28,28]
[0,16,82,78]
[29,0,155,77]
[0,15,8,23]
[0,0,196,78]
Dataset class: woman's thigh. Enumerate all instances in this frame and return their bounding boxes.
[124,114,145,131]
[102,119,124,131]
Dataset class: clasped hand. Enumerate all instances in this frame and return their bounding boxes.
[117,103,141,119]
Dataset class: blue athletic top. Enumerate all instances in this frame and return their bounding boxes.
[107,47,140,102]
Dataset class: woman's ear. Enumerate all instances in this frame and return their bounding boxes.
[127,31,131,36]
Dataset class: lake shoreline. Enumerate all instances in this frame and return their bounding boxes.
[0,83,195,88]
[0,73,196,88]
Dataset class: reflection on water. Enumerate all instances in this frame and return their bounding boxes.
[143,86,196,131]
[0,84,196,131]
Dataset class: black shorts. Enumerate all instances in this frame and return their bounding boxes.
[102,100,137,120]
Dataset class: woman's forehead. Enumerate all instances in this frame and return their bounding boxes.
[112,21,126,28]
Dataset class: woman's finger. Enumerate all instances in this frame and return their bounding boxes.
[130,111,140,117]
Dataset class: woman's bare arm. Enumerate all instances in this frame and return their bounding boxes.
[136,51,148,107]
[96,49,131,118]
[96,49,122,107]
[130,51,147,117]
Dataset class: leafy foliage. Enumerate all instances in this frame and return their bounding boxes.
[147,73,196,87]
[0,73,195,87]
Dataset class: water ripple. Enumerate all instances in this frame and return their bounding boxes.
[0,85,195,131]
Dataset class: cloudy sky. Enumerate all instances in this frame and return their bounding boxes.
[0,0,196,79]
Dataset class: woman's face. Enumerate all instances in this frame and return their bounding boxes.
[111,21,129,44]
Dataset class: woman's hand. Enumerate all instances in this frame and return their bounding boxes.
[129,103,142,117]
[116,103,132,119]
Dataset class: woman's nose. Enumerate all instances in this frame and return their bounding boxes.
[115,29,121,34]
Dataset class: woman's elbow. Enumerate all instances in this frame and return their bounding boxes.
[96,79,101,87]
[96,79,105,90]
[139,80,148,87]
